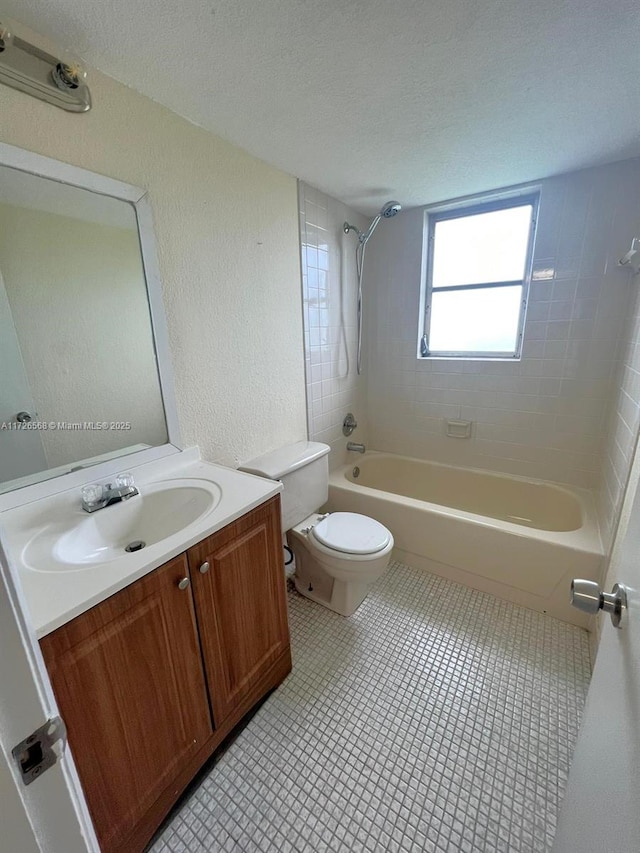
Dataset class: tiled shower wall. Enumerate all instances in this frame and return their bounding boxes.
[362,159,640,499]
[298,182,369,469]
[599,266,640,549]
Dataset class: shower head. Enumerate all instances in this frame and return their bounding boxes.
[381,201,402,218]
[359,200,402,244]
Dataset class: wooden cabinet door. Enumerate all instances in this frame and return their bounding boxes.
[188,496,290,726]
[40,555,213,852]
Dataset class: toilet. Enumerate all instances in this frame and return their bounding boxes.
[239,441,394,616]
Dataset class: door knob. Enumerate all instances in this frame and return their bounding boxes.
[177,577,190,591]
[571,579,628,628]
[199,561,210,574]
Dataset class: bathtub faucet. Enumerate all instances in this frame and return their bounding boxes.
[347,442,366,454]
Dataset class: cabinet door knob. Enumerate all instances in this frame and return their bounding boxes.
[199,561,210,574]
[177,577,190,590]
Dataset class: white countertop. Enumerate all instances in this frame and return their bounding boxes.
[0,450,281,638]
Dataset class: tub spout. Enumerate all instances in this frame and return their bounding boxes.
[347,442,366,454]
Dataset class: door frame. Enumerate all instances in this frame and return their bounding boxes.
[0,526,98,852]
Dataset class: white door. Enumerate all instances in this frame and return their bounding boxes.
[0,269,47,482]
[0,532,97,852]
[552,458,640,851]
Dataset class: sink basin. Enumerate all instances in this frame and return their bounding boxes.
[23,479,221,572]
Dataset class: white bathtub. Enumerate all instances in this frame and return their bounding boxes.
[327,452,604,628]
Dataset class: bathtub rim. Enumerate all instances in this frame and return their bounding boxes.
[330,450,603,555]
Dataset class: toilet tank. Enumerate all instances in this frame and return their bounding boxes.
[239,441,330,532]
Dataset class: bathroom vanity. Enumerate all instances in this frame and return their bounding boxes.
[1,450,292,853]
[38,493,290,853]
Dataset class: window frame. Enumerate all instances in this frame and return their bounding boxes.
[420,192,539,360]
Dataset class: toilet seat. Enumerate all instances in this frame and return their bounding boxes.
[310,512,391,555]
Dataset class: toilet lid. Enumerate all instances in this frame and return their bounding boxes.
[311,512,391,555]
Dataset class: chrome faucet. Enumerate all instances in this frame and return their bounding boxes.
[347,442,366,454]
[81,473,139,513]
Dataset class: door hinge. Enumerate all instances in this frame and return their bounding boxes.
[12,716,67,786]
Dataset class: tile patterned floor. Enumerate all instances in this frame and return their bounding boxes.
[150,561,591,853]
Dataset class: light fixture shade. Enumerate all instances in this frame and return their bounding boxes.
[52,49,88,91]
[0,31,91,111]
[0,22,13,52]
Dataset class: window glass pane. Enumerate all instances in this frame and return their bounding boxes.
[429,286,522,353]
[432,205,532,288]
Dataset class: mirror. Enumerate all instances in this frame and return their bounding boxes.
[0,159,174,493]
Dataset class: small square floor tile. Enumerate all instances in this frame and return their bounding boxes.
[150,561,591,853]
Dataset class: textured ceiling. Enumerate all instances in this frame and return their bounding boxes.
[4,0,640,213]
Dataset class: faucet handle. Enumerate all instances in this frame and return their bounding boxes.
[115,472,135,489]
[81,483,103,507]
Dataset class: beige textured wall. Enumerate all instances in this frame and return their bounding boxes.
[0,20,307,469]
[0,202,167,468]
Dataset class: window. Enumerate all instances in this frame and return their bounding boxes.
[420,195,537,359]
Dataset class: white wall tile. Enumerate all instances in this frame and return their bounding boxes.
[298,182,369,469]
[362,159,640,521]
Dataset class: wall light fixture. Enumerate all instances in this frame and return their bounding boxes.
[0,22,90,112]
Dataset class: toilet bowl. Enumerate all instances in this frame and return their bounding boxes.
[239,441,394,616]
[288,512,394,616]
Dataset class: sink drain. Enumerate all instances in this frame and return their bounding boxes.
[125,540,146,553]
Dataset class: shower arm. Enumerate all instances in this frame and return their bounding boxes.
[344,215,382,246]
[361,214,382,244]
[343,222,363,240]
